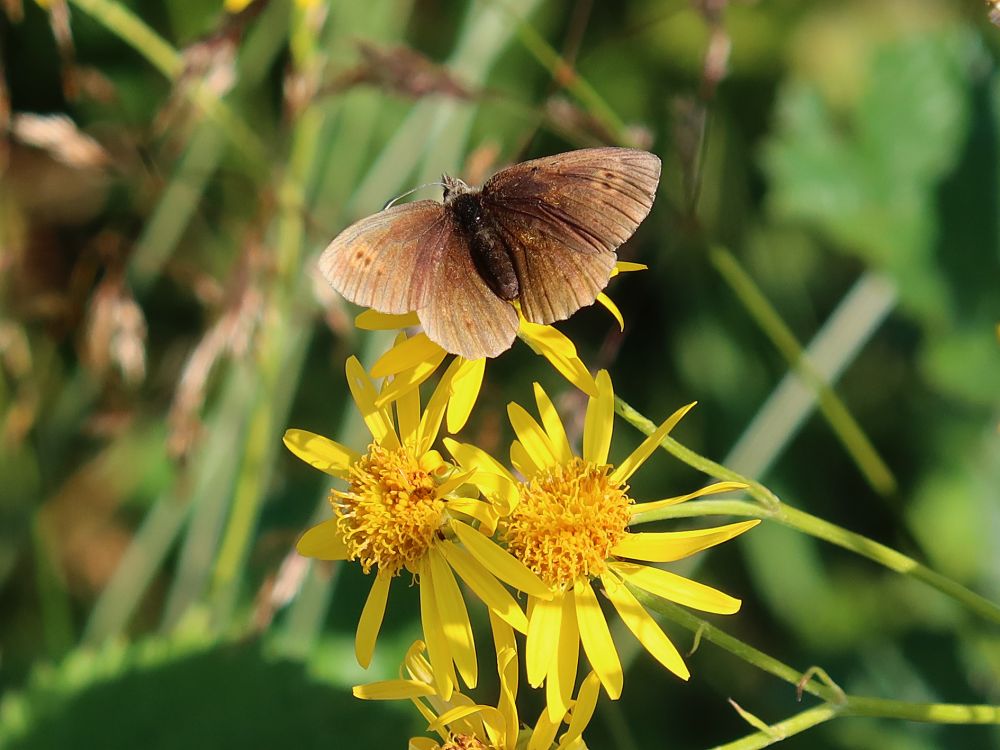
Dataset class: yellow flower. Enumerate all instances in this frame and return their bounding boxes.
[355,261,647,433]
[354,640,601,750]
[479,371,759,718]
[284,348,549,700]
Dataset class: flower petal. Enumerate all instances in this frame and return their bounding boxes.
[418,358,464,452]
[610,261,647,276]
[582,370,614,465]
[527,594,562,687]
[508,402,558,470]
[547,589,579,722]
[355,310,420,330]
[574,579,622,699]
[510,440,539,479]
[418,557,456,700]
[610,561,741,614]
[596,292,624,332]
[601,571,689,680]
[497,646,519,750]
[446,357,486,434]
[296,518,348,560]
[439,541,529,635]
[613,520,760,562]
[630,481,749,516]
[352,678,436,700]
[609,402,695,485]
[559,671,602,749]
[374,348,448,408]
[429,547,478,689]
[395,370,421,447]
[445,497,500,535]
[518,319,597,397]
[451,521,551,599]
[356,570,391,668]
[434,469,476,500]
[371,332,444,378]
[345,356,399,449]
[533,383,573,464]
[443,438,518,483]
[528,709,561,750]
[283,429,358,478]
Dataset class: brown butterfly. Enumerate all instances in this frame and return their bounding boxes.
[320,147,661,360]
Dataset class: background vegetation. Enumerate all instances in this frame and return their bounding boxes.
[1,0,998,747]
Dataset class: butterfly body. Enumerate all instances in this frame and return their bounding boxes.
[320,147,661,359]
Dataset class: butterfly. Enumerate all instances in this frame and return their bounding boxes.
[320,147,661,360]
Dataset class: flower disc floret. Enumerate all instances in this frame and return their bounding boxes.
[503,457,632,590]
[333,442,446,576]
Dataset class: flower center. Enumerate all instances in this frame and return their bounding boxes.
[502,457,631,590]
[441,735,490,750]
[331,443,446,576]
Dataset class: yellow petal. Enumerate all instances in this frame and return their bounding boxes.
[610,261,647,276]
[355,310,420,330]
[518,320,598,397]
[345,356,399,449]
[610,402,695,485]
[446,357,485,433]
[497,646,519,750]
[574,579,622,699]
[444,439,520,512]
[601,571,689,680]
[395,372,421,447]
[582,370,614,465]
[440,539,529,634]
[526,594,563,687]
[533,383,573,464]
[630,481,749,516]
[445,497,500,535]
[613,520,760,562]
[596,292,624,332]
[429,547,478,688]
[295,519,348,560]
[434,469,476,500]
[510,440,538,479]
[356,570,391,668]
[352,679,436,700]
[418,557,456,700]
[372,332,444,378]
[443,438,518,484]
[546,590,579,722]
[528,710,561,750]
[418,357,464,453]
[374,349,448,408]
[508,402,558,470]
[560,672,602,748]
[610,561,741,614]
[451,521,551,599]
[283,429,358,478]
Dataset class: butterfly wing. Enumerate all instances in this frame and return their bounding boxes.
[319,200,447,314]
[417,214,519,360]
[480,147,660,324]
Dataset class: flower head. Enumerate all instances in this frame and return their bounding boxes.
[465,371,759,718]
[285,345,549,699]
[355,641,601,750]
[354,262,647,433]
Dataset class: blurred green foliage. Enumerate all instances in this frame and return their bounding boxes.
[1,0,998,748]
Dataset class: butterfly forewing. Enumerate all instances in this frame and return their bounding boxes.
[480,147,660,325]
[319,200,446,314]
[417,215,520,360]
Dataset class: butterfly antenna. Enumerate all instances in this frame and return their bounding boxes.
[382,182,446,210]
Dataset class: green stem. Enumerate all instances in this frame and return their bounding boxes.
[616,397,1000,625]
[711,705,840,750]
[709,246,896,496]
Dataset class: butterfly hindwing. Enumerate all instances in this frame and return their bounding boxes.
[417,214,519,360]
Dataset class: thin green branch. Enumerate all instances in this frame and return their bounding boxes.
[709,246,896,495]
[712,705,840,750]
[616,397,1000,625]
